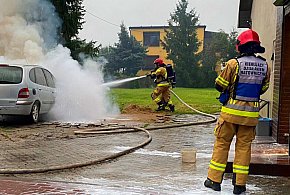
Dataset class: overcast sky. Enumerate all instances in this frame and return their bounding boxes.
[79,0,240,47]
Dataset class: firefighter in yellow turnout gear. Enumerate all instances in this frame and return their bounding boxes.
[147,58,175,112]
[204,29,271,194]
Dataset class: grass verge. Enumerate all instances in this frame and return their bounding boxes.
[110,88,221,114]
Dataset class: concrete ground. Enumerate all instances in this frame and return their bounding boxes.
[0,114,290,194]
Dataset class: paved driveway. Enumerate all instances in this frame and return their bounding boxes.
[0,115,290,194]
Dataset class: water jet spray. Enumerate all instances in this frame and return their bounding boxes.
[102,75,147,88]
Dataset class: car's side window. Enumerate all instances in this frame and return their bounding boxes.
[29,68,36,83]
[35,68,48,86]
[43,69,55,88]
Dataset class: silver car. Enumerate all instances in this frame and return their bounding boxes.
[0,64,56,123]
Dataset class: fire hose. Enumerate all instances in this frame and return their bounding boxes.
[0,89,217,174]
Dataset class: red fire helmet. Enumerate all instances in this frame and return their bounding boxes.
[236,29,260,49]
[153,58,163,65]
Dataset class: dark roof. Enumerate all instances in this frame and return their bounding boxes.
[238,0,253,28]
[129,25,206,30]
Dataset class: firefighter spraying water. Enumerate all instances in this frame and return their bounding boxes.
[102,58,176,112]
[146,58,176,112]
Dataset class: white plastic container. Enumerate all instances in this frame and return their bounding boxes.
[181,148,196,163]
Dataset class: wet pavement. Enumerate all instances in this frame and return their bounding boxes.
[0,178,98,194]
[0,114,290,194]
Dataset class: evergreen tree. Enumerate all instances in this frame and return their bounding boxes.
[50,0,85,41]
[102,23,147,78]
[66,39,100,63]
[50,0,100,62]
[162,0,201,87]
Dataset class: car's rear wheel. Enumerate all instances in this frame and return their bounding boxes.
[30,102,40,123]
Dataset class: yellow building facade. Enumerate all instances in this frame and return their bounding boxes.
[129,25,206,69]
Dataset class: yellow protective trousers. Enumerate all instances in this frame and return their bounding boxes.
[151,85,172,105]
[207,117,256,185]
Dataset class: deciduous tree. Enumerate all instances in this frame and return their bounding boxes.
[199,29,239,87]
[101,23,147,78]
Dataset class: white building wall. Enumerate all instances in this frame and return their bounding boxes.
[251,0,277,117]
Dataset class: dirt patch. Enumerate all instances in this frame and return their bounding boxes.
[121,104,171,123]
[122,104,153,114]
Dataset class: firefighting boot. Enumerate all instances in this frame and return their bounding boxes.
[232,174,246,194]
[233,185,246,194]
[232,173,236,185]
[156,105,165,111]
[168,104,175,112]
[156,102,165,111]
[204,178,221,191]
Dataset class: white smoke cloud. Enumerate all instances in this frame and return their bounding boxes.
[44,45,119,121]
[0,15,44,63]
[0,0,120,122]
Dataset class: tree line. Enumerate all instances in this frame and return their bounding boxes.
[51,0,238,88]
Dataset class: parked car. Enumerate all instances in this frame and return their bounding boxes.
[0,64,56,123]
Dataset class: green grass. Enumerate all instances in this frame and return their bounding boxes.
[110,88,221,114]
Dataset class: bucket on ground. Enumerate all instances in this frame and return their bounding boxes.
[181,148,196,163]
[256,117,272,136]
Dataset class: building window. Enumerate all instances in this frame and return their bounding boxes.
[143,55,159,69]
[143,32,160,47]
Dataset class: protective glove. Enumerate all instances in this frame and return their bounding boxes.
[217,90,230,105]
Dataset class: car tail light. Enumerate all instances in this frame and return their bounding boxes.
[18,88,30,98]
[0,64,9,66]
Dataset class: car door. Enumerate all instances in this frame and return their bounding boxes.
[42,68,56,111]
[34,67,52,113]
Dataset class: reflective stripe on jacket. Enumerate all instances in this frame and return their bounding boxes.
[221,98,260,118]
